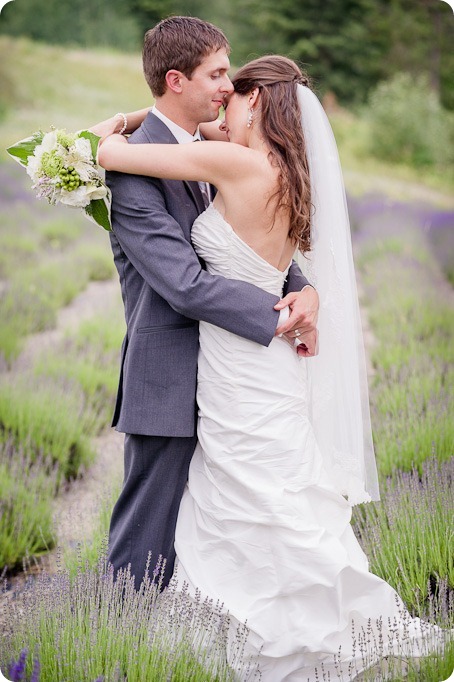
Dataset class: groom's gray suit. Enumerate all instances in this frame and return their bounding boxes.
[106,111,310,589]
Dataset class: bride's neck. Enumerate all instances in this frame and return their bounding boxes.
[248,128,271,156]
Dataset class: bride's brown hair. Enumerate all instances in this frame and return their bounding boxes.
[232,55,312,253]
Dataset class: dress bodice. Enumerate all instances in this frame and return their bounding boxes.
[191,203,291,297]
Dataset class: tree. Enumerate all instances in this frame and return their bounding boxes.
[0,0,141,51]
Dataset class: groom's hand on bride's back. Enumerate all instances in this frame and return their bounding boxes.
[274,286,319,356]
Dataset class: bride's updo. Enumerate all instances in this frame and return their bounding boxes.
[232,56,312,253]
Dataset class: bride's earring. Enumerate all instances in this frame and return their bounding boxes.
[247,108,253,128]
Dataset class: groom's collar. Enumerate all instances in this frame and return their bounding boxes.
[151,106,201,144]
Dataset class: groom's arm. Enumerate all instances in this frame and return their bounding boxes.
[285,260,311,293]
[275,261,319,355]
[108,170,284,346]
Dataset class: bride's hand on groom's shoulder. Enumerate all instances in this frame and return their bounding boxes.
[88,115,126,144]
[274,286,319,357]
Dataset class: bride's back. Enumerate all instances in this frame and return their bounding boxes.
[212,160,296,273]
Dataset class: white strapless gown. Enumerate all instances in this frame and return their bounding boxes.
[173,204,442,681]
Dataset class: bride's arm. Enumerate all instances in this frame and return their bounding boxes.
[99,135,260,187]
[90,109,229,142]
[89,108,151,141]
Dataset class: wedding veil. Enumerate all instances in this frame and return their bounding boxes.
[296,84,380,504]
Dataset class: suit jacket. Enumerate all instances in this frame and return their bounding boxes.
[106,112,310,438]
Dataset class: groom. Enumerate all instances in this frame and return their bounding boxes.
[105,16,318,590]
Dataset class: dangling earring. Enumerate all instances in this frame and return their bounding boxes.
[247,108,253,128]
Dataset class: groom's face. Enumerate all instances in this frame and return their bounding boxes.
[181,48,233,125]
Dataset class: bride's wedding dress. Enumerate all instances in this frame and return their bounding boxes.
[173,204,441,681]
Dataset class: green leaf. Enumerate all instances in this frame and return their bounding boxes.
[6,131,45,166]
[84,197,112,231]
[78,130,101,163]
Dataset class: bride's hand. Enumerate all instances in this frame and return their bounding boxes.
[88,115,126,144]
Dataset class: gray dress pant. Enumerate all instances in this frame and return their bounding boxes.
[107,433,198,591]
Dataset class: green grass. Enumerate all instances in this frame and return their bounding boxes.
[63,481,120,580]
[33,305,125,433]
[353,458,453,616]
[0,181,115,363]
[0,36,151,159]
[349,196,454,681]
[357,234,453,476]
[0,440,57,570]
[1,560,255,682]
[38,218,83,248]
[0,232,38,277]
[0,379,94,481]
[0,303,124,572]
[74,242,116,282]
[0,286,56,361]
[0,35,452,681]
[74,310,126,354]
[331,109,454,204]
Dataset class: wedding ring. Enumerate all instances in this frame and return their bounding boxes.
[294,329,302,337]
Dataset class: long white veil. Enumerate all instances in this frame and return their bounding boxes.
[296,84,380,504]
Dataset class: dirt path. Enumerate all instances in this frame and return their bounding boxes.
[16,278,125,548]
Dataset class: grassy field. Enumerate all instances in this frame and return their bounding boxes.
[0,36,453,682]
[0,36,150,157]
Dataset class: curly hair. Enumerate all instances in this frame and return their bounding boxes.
[232,55,312,253]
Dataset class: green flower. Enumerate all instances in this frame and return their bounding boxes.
[56,130,75,148]
[40,150,63,178]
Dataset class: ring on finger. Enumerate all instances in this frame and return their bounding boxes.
[294,329,302,337]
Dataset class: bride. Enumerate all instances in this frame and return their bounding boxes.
[97,55,444,680]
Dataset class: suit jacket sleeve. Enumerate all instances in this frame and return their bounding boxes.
[107,170,282,346]
[284,260,311,294]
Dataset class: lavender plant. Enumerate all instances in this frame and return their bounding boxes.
[0,440,57,570]
[1,557,260,682]
[0,163,114,363]
[34,307,125,437]
[350,194,453,477]
[0,378,94,482]
[6,649,40,682]
[352,458,453,615]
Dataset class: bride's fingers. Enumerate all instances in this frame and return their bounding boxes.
[294,330,318,356]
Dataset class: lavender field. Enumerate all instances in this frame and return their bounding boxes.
[0,161,452,680]
[0,37,453,682]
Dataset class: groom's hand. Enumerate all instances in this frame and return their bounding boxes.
[274,286,319,356]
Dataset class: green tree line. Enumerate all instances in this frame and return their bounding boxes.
[0,0,453,108]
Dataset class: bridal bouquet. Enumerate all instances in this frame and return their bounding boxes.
[7,128,112,230]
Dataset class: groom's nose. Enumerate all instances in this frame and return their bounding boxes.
[221,74,234,95]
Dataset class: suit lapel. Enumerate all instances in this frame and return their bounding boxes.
[185,181,206,214]
[141,112,206,214]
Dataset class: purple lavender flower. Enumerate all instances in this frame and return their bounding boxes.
[8,649,27,682]
[30,657,40,682]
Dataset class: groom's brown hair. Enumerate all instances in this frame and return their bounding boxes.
[143,16,230,97]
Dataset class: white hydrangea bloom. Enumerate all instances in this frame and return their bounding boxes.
[26,130,60,182]
[26,154,41,182]
[73,137,93,162]
[59,182,107,208]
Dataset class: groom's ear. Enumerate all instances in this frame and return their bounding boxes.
[165,70,184,94]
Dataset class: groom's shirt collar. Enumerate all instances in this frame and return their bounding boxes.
[151,106,201,143]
